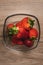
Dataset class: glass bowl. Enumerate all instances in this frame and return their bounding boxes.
[3,14,40,51]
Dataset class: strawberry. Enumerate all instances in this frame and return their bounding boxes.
[7,23,14,29]
[29,28,38,39]
[11,35,18,45]
[24,39,33,47]
[17,40,23,45]
[17,27,24,33]
[21,17,30,30]
[16,17,35,30]
[16,27,28,39]
[16,21,22,28]
[11,34,23,45]
[16,32,22,39]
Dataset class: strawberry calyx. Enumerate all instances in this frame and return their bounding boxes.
[30,37,36,41]
[28,19,35,28]
[8,25,19,35]
[12,26,19,34]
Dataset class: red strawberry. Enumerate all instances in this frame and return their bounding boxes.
[16,21,22,28]
[16,27,28,39]
[18,27,24,33]
[16,17,30,30]
[29,28,38,39]
[16,17,35,30]
[11,35,18,45]
[7,23,14,29]
[17,32,22,39]
[24,39,33,47]
[21,17,30,30]
[17,40,23,45]
[11,35,23,45]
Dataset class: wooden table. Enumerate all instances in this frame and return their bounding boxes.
[0,0,43,65]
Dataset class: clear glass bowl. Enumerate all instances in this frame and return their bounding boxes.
[3,14,40,51]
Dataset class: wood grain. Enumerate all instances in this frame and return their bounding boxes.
[0,0,43,65]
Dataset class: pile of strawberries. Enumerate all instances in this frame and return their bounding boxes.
[7,17,38,47]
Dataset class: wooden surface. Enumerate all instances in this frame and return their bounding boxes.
[0,0,43,65]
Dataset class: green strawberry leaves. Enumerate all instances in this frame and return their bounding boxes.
[29,37,37,42]
[12,26,19,34]
[30,37,36,40]
[8,26,19,35]
[28,19,35,28]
